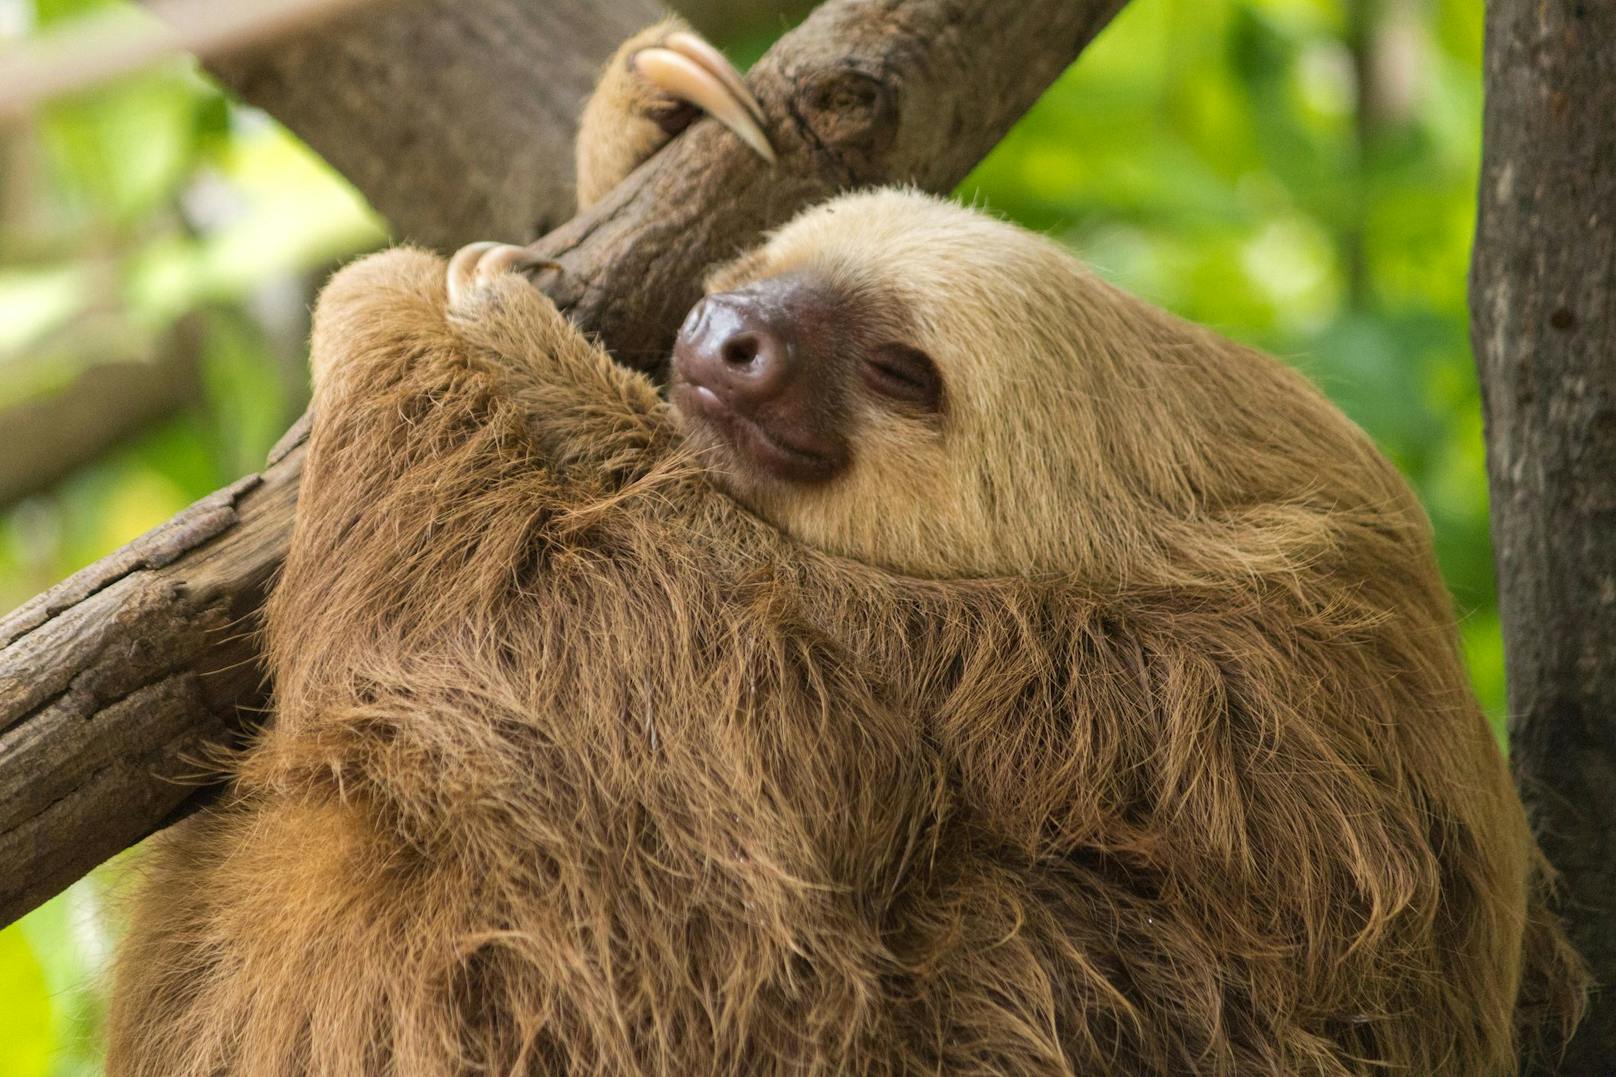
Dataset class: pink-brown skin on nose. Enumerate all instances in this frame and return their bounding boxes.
[671,275,855,485]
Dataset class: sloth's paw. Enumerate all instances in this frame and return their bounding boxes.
[630,27,774,163]
[576,19,774,209]
[445,241,559,311]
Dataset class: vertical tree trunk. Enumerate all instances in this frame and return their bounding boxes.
[1471,1,1616,1068]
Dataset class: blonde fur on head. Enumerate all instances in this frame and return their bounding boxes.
[107,49,1583,1075]
[706,191,1414,587]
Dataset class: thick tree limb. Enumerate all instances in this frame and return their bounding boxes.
[1471,1,1616,1069]
[0,0,1131,927]
[0,427,303,920]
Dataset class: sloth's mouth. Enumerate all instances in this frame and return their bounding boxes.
[670,382,840,484]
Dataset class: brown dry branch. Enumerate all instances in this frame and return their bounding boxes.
[0,0,1131,927]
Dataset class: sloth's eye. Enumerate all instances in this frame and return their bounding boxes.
[864,344,943,412]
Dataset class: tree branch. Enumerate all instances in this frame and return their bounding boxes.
[0,428,302,920]
[1471,1,1616,1068]
[0,0,1129,928]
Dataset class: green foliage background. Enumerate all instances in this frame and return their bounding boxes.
[0,0,1492,1068]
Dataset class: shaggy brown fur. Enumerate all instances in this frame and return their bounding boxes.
[107,31,1582,1077]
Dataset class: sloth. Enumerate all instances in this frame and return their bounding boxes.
[107,19,1582,1077]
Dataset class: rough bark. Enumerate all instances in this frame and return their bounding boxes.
[1471,0,1616,1069]
[0,0,1131,928]
[0,425,304,920]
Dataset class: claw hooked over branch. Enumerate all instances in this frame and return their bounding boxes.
[632,32,776,164]
[447,242,561,307]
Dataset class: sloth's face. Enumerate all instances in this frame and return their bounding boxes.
[668,188,1109,578]
[669,268,944,488]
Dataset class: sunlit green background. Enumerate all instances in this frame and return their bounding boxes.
[0,0,1490,1069]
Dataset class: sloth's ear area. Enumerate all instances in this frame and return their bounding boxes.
[575,20,774,211]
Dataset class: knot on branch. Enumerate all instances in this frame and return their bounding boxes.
[791,66,896,177]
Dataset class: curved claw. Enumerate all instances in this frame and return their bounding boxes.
[664,31,766,130]
[447,242,500,308]
[632,37,776,164]
[447,242,561,308]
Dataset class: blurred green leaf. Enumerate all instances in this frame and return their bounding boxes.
[32,0,118,27]
[198,307,303,479]
[0,925,54,1077]
[39,68,213,231]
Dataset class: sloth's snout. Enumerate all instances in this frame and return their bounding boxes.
[671,276,851,485]
[674,293,795,410]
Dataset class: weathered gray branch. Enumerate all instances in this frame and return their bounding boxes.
[0,0,1129,928]
[1471,1,1616,1069]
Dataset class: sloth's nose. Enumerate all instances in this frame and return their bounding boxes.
[671,274,851,484]
[674,294,795,410]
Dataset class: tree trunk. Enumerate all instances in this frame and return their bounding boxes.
[1471,1,1616,1069]
[0,0,1131,928]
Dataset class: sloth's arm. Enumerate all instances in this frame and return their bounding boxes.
[273,249,680,694]
[576,19,773,210]
[306,246,672,488]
